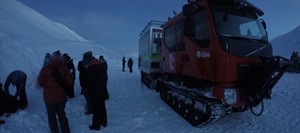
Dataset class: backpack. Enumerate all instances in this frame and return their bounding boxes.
[52,68,72,97]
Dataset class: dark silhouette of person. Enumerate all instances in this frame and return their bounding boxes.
[86,54,109,130]
[4,70,28,110]
[122,56,126,72]
[63,53,76,98]
[154,33,162,45]
[127,58,133,73]
[43,53,51,67]
[98,55,109,127]
[0,83,6,125]
[290,51,300,72]
[38,50,73,133]
[78,51,93,114]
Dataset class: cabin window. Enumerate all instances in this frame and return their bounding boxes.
[164,26,176,52]
[176,20,185,51]
[194,10,210,47]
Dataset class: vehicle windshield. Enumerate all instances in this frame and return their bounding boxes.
[212,4,267,41]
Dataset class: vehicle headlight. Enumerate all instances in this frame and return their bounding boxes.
[224,89,237,105]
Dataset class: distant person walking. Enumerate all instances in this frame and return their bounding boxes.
[4,70,28,110]
[38,50,73,133]
[63,53,76,98]
[122,56,126,72]
[127,57,133,73]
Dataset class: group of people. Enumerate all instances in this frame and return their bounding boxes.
[122,56,133,73]
[38,50,109,132]
[0,70,28,125]
[1,50,124,132]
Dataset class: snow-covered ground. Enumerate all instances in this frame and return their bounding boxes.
[3,64,300,133]
[1,0,300,133]
[1,60,300,133]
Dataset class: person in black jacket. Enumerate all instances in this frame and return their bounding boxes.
[127,57,133,73]
[99,55,108,96]
[98,55,109,126]
[0,83,6,125]
[0,83,5,115]
[4,70,27,110]
[86,55,108,130]
[290,51,300,72]
[78,51,93,114]
[1,82,18,115]
[63,53,76,98]
[122,56,126,72]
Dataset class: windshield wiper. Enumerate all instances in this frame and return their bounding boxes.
[221,34,254,41]
[245,45,267,57]
[221,34,266,43]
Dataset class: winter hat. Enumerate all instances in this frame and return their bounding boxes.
[45,53,51,58]
[83,51,93,59]
[82,51,94,65]
[52,50,61,58]
[63,53,71,60]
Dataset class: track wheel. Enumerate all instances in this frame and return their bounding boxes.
[177,99,186,116]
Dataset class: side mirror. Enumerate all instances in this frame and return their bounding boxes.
[184,16,195,37]
[261,19,267,30]
[182,3,195,16]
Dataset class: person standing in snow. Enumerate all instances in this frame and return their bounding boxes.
[0,83,5,125]
[86,53,108,130]
[98,55,109,126]
[38,50,73,133]
[127,57,133,73]
[78,51,93,114]
[43,52,51,67]
[290,51,300,72]
[62,53,76,98]
[122,56,126,72]
[4,70,28,110]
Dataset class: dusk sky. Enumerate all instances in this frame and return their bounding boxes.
[14,0,300,52]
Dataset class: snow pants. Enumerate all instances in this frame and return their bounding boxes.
[18,89,27,109]
[91,98,107,128]
[45,102,70,133]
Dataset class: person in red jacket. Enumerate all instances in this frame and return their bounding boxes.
[86,54,109,130]
[38,50,73,133]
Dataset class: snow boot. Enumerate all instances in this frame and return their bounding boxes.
[89,124,100,130]
[100,115,107,127]
[101,121,107,127]
[89,116,100,130]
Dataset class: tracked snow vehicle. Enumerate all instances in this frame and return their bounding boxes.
[138,20,164,88]
[138,0,293,127]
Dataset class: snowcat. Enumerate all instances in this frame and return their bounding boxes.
[138,0,293,127]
